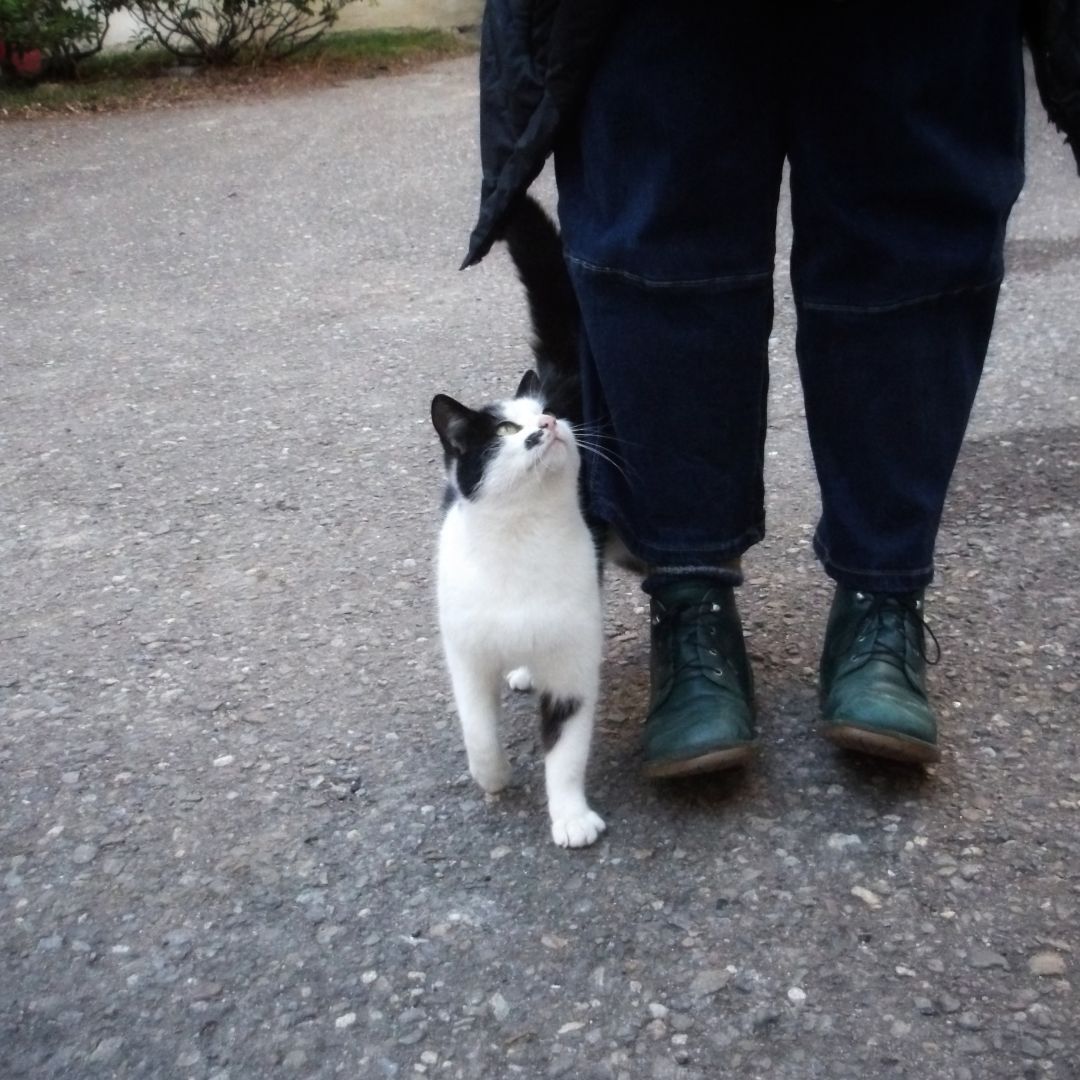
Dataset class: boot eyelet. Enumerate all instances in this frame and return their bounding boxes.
[711,603,721,613]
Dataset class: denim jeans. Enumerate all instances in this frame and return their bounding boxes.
[554,1,1026,593]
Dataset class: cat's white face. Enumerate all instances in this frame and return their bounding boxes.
[432,391,580,503]
[480,396,580,497]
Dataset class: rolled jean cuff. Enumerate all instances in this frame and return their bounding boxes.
[815,536,933,595]
[644,559,745,594]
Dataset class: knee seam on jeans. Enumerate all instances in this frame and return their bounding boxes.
[796,277,1002,315]
[566,253,773,291]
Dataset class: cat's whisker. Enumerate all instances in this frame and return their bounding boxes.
[571,425,619,444]
[570,424,646,452]
[573,432,632,463]
[574,433,625,454]
[569,422,615,440]
[576,442,636,483]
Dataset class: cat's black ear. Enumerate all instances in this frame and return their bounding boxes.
[431,394,475,456]
[515,369,542,401]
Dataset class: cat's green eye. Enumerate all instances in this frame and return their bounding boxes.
[496,421,523,436]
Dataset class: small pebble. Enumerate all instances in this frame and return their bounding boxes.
[967,946,1008,969]
[689,969,730,997]
[851,886,881,909]
[89,1037,123,1063]
[71,844,97,865]
[1021,1037,1046,1058]
[1028,951,1066,977]
[827,833,862,851]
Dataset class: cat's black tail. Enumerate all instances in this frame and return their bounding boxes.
[498,195,583,425]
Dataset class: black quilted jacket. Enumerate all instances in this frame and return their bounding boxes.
[463,0,1080,269]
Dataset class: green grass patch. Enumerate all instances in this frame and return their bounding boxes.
[0,76,147,113]
[0,28,474,119]
[293,28,469,65]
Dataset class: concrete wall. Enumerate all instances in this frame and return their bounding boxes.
[337,0,482,32]
[104,0,483,51]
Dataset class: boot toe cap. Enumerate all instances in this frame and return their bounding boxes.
[643,689,756,774]
[823,682,939,763]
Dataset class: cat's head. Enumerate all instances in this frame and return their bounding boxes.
[431,370,580,502]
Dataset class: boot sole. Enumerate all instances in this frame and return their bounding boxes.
[643,744,755,780]
[825,723,940,765]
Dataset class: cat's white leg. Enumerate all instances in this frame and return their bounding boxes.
[539,691,605,848]
[506,667,533,692]
[445,650,511,793]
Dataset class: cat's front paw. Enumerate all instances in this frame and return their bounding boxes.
[506,667,533,692]
[550,809,606,849]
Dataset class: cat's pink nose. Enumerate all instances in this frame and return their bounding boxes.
[538,414,557,430]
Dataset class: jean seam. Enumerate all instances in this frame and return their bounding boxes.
[796,277,1002,315]
[566,253,773,291]
[643,565,738,583]
[590,494,765,564]
[814,536,933,581]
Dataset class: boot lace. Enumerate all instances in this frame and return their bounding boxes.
[849,593,941,677]
[652,599,733,682]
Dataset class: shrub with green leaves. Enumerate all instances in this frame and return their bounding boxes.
[128,0,354,66]
[0,0,117,80]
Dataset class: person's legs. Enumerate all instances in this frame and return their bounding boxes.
[788,0,1025,591]
[555,2,787,572]
[555,2,789,775]
[787,0,1026,759]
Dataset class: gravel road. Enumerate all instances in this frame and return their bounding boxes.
[1,56,1078,1079]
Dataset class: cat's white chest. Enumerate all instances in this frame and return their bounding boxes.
[437,503,600,654]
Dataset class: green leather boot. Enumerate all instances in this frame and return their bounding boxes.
[820,586,941,764]
[643,579,756,778]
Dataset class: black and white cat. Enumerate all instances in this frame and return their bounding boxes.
[431,370,606,848]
